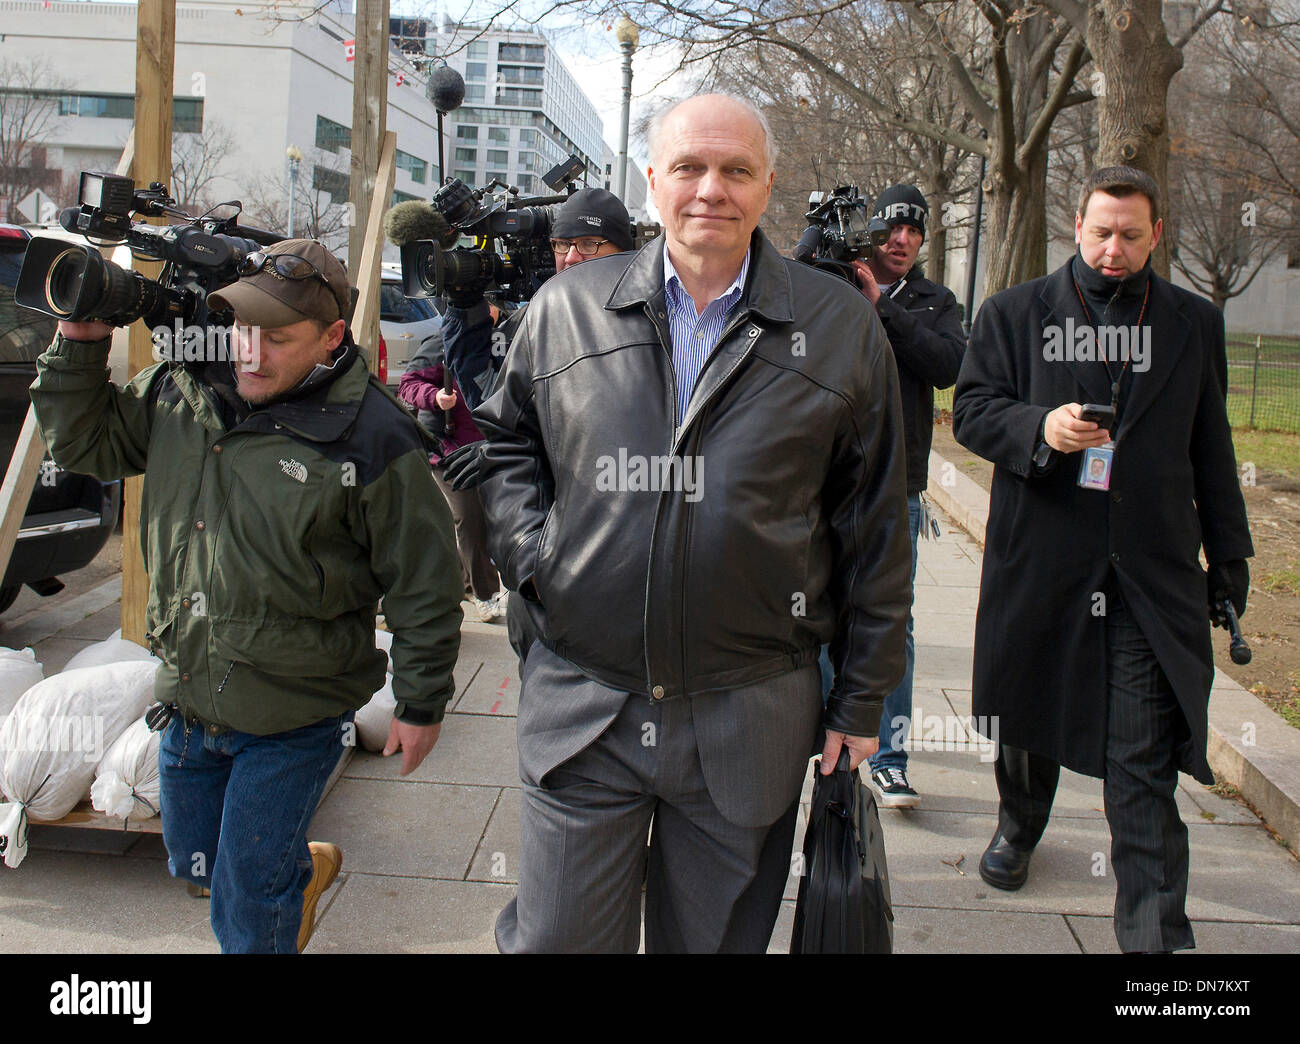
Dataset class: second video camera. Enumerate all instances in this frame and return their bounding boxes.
[792,185,890,282]
[399,155,593,306]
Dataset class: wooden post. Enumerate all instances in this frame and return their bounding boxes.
[0,137,135,610]
[348,0,390,373]
[120,0,175,645]
[351,131,396,353]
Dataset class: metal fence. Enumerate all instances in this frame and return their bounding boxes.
[1227,335,1300,434]
[930,334,1300,434]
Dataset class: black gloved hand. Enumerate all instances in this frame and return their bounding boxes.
[441,440,485,491]
[1207,559,1249,627]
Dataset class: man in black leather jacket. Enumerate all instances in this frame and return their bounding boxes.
[475,93,912,953]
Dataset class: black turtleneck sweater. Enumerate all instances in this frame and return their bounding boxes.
[1071,250,1151,330]
[1070,250,1153,414]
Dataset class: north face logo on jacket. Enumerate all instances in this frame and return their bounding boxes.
[279,458,308,483]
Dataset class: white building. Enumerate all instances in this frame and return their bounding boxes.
[425,23,613,204]
[0,0,447,258]
[599,142,648,222]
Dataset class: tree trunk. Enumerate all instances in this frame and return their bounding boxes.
[1088,0,1184,278]
[926,185,949,284]
[982,128,1051,293]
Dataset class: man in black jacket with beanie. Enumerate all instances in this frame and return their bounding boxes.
[845,183,966,808]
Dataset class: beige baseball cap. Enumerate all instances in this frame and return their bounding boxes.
[209,239,351,328]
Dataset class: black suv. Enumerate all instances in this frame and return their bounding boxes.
[0,224,120,615]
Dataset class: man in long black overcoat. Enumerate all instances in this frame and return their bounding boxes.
[954,165,1253,953]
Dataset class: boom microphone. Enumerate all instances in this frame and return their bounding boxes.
[792,224,823,264]
[384,200,458,248]
[429,65,466,115]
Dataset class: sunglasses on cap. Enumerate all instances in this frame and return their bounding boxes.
[236,251,341,314]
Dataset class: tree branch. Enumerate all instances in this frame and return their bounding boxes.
[1038,0,1088,32]
[905,1,995,128]
[762,32,989,155]
[1173,0,1228,50]
[1019,34,1088,166]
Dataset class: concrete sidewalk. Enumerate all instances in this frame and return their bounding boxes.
[1,503,1298,953]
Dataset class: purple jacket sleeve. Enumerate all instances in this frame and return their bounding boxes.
[398,365,443,414]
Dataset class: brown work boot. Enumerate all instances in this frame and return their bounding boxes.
[298,841,342,952]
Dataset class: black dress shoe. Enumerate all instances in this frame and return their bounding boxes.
[979,831,1033,890]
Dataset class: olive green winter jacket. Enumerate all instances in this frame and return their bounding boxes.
[29,333,463,735]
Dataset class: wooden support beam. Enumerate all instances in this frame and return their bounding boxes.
[120,0,175,646]
[351,130,396,363]
[348,0,390,370]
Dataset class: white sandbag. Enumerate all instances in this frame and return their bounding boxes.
[374,628,394,673]
[64,634,159,673]
[90,716,161,821]
[355,675,396,753]
[0,660,159,867]
[0,648,44,719]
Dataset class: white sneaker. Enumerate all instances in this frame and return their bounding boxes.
[489,589,510,616]
[473,597,499,622]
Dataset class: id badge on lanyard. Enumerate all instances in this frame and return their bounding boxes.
[1078,381,1119,491]
[1071,274,1148,494]
[1078,442,1115,490]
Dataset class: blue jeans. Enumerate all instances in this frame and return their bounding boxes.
[819,492,921,773]
[158,710,352,954]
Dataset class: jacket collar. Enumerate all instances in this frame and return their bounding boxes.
[1037,257,1190,438]
[167,340,371,443]
[880,263,925,302]
[605,227,795,325]
[256,344,371,442]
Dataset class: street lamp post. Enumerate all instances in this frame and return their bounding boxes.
[286,144,303,237]
[615,15,638,202]
[962,131,989,336]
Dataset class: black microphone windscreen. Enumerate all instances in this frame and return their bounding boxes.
[429,66,465,114]
[385,200,455,247]
[793,224,822,263]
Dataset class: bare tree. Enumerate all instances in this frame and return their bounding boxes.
[711,4,981,284]
[237,146,353,252]
[1038,0,1232,275]
[1044,81,1098,251]
[170,120,239,214]
[1164,4,1300,309]
[0,57,67,222]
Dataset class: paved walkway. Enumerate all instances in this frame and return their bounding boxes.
[1,505,1298,953]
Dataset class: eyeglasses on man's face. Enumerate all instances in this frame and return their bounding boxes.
[549,237,609,256]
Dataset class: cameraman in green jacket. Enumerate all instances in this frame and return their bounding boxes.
[29,239,463,953]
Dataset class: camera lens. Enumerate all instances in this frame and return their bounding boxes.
[45,248,90,316]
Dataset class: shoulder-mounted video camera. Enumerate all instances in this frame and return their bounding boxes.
[395,154,597,306]
[16,170,279,331]
[792,185,890,282]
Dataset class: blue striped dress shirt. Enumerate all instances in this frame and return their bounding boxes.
[662,244,751,424]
